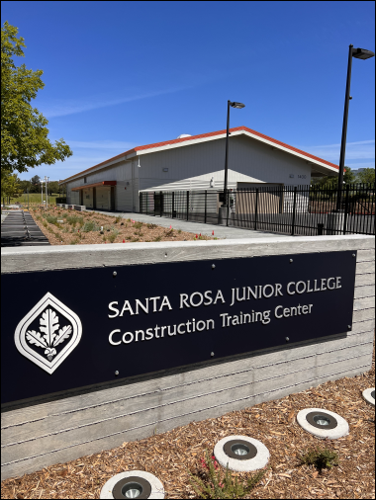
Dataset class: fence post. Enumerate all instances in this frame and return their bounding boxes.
[172,192,175,218]
[204,190,207,224]
[254,189,259,230]
[160,191,163,217]
[343,184,350,235]
[291,186,297,236]
[186,191,189,221]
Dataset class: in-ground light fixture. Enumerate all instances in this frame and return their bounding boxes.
[100,471,164,500]
[297,408,349,439]
[362,388,375,406]
[214,435,269,472]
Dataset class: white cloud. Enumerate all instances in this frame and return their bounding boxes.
[299,139,375,162]
[39,85,194,118]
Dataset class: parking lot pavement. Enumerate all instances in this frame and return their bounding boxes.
[88,210,294,239]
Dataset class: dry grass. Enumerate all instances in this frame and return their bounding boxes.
[27,207,216,245]
[1,343,374,499]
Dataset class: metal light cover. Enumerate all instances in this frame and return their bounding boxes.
[230,101,245,109]
[306,411,338,430]
[352,48,375,60]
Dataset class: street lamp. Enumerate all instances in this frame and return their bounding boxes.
[337,45,374,210]
[223,100,245,225]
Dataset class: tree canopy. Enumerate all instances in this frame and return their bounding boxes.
[357,168,375,184]
[312,166,356,188]
[1,21,72,176]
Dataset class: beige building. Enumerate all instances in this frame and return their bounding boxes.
[59,126,339,212]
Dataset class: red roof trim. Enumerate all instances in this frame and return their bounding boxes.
[71,181,116,191]
[60,126,339,184]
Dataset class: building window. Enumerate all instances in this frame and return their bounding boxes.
[84,177,87,184]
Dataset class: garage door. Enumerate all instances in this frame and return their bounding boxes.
[96,186,111,210]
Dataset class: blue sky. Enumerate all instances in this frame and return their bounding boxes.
[2,1,375,181]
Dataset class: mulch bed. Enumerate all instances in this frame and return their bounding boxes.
[1,342,374,499]
[27,207,215,245]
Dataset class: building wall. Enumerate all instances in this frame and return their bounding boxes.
[65,135,313,212]
[138,135,312,192]
[1,235,374,480]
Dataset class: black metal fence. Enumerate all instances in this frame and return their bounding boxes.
[140,184,375,236]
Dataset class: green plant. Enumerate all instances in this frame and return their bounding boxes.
[300,447,339,472]
[108,230,119,243]
[134,221,143,229]
[153,235,162,242]
[178,229,182,234]
[147,223,157,229]
[189,450,266,499]
[82,220,101,232]
[165,228,173,236]
[70,238,79,245]
[114,216,122,223]
[131,237,140,242]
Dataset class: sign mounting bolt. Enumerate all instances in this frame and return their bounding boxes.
[113,271,117,277]
[211,352,215,357]
[290,259,293,263]
[212,264,216,269]
[285,337,290,342]
[348,325,351,330]
[115,370,119,376]
[352,254,356,257]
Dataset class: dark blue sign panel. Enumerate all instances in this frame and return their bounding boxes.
[1,251,356,405]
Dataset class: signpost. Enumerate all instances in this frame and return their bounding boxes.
[1,251,357,406]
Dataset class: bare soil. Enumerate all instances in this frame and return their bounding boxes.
[1,343,374,499]
[27,207,216,245]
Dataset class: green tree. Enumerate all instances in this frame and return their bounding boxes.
[1,172,23,206]
[314,166,356,188]
[357,168,375,184]
[29,174,41,192]
[1,21,72,175]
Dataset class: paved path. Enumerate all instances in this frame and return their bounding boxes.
[88,210,294,239]
[1,211,50,247]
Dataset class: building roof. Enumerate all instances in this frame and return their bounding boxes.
[59,126,340,185]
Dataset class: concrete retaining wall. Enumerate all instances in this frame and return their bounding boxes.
[1,235,374,480]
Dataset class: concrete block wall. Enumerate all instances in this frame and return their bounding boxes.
[1,235,374,480]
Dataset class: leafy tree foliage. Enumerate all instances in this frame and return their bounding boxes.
[1,173,23,205]
[1,22,72,175]
[313,166,356,188]
[357,168,375,184]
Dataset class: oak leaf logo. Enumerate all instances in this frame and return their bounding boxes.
[26,309,72,360]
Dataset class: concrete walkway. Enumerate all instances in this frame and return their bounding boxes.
[88,210,294,239]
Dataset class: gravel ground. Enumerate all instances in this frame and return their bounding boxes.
[28,207,216,245]
[1,341,374,499]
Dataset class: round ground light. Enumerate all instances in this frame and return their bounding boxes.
[100,471,164,499]
[362,388,375,406]
[214,435,269,472]
[297,408,349,439]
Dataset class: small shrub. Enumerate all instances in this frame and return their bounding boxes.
[46,215,58,225]
[178,229,182,234]
[115,216,122,223]
[165,229,174,236]
[147,223,157,229]
[70,239,80,245]
[300,447,339,472]
[189,450,266,499]
[82,220,101,232]
[108,230,119,243]
[153,235,162,242]
[134,222,143,229]
[131,237,139,242]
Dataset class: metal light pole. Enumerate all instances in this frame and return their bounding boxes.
[337,45,374,210]
[44,176,49,208]
[223,100,245,225]
[40,180,44,205]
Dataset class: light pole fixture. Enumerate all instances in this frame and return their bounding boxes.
[223,100,245,225]
[337,45,374,210]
